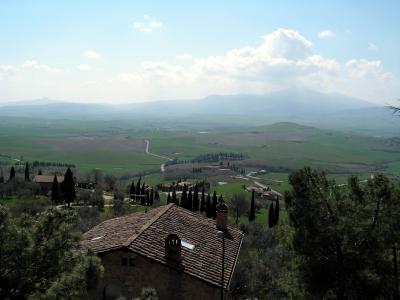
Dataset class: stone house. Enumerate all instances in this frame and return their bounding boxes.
[33,175,64,195]
[81,203,243,299]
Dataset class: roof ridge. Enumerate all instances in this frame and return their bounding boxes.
[122,203,174,247]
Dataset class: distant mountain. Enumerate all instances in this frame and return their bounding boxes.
[0,88,397,136]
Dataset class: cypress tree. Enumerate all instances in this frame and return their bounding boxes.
[9,166,15,182]
[136,177,141,198]
[188,189,193,211]
[0,168,4,183]
[193,185,199,211]
[63,168,76,207]
[181,185,188,208]
[51,175,61,204]
[146,189,150,206]
[167,192,172,204]
[274,198,280,226]
[130,180,135,199]
[200,187,205,212]
[212,191,218,218]
[218,194,224,203]
[206,193,212,218]
[38,168,42,175]
[154,191,160,202]
[268,202,275,228]
[24,162,30,181]
[172,189,177,205]
[249,190,256,222]
[141,183,145,195]
[149,189,154,206]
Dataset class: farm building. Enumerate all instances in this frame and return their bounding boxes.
[81,203,243,299]
[157,180,210,192]
[33,175,64,195]
[246,186,282,200]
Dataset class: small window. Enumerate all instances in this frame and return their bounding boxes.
[90,235,104,241]
[182,240,195,250]
[121,257,128,266]
[129,258,135,266]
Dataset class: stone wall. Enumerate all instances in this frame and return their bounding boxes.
[97,249,227,300]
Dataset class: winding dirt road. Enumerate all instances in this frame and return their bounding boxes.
[144,140,173,172]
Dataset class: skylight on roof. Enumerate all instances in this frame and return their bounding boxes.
[181,240,195,250]
[91,235,104,241]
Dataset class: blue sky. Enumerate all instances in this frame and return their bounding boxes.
[0,1,399,103]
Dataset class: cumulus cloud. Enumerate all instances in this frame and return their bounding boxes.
[0,28,398,103]
[84,50,101,60]
[133,15,162,33]
[318,30,336,39]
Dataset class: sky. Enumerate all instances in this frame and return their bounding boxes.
[0,0,399,104]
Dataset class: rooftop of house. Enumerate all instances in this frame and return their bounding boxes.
[81,204,243,290]
[33,175,64,183]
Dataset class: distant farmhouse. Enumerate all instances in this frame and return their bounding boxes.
[245,186,282,200]
[81,203,243,299]
[33,175,64,195]
[157,180,210,192]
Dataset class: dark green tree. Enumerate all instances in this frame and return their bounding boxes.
[167,192,172,204]
[180,185,188,208]
[200,187,205,212]
[9,166,15,182]
[136,177,142,200]
[130,180,135,199]
[0,206,103,299]
[38,169,43,175]
[0,168,4,183]
[188,189,193,211]
[62,168,76,207]
[193,184,199,211]
[212,191,218,218]
[274,198,280,226]
[24,162,30,181]
[172,189,177,205]
[248,190,256,222]
[218,194,224,203]
[149,189,154,206]
[268,203,275,228]
[206,193,212,218]
[51,175,61,204]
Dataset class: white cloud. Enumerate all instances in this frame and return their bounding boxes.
[77,64,90,71]
[133,15,163,33]
[84,50,101,60]
[0,28,398,104]
[318,30,336,39]
[176,54,193,60]
[21,60,60,72]
[368,43,378,51]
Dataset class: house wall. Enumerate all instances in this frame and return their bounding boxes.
[97,249,226,300]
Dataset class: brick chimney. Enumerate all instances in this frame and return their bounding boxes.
[165,233,181,262]
[216,202,228,230]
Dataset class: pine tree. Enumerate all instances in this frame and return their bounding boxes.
[193,184,199,211]
[206,193,212,218]
[268,202,275,228]
[249,190,256,222]
[172,189,177,205]
[9,166,15,182]
[212,191,218,218]
[274,198,280,226]
[63,168,76,207]
[167,192,172,204]
[24,162,30,181]
[200,187,205,212]
[130,180,135,199]
[51,175,61,204]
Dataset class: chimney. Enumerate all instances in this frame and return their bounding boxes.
[216,202,228,230]
[165,233,181,262]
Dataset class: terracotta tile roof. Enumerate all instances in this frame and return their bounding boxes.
[33,175,64,183]
[81,204,243,289]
